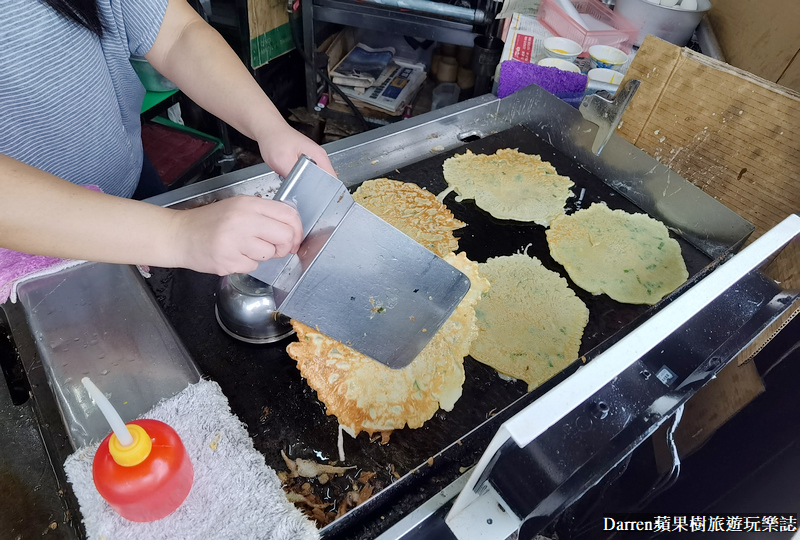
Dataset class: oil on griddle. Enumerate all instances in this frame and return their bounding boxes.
[146,125,713,530]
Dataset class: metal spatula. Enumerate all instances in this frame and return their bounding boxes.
[249,155,472,369]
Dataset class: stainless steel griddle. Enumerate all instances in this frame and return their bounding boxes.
[5,85,798,540]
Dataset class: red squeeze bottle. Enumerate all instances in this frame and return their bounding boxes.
[83,378,193,522]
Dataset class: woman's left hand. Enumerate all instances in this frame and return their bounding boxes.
[257,125,336,178]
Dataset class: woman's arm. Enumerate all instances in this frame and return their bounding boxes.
[0,154,302,275]
[144,0,335,178]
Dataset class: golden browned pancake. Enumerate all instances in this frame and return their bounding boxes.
[441,149,573,225]
[353,178,465,257]
[286,252,490,436]
[470,253,589,391]
[546,204,689,305]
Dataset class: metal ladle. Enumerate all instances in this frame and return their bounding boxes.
[214,273,294,344]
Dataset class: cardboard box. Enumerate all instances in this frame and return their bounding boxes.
[618,36,800,249]
[707,0,800,92]
[248,0,294,69]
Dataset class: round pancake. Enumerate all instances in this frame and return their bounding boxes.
[546,204,689,305]
[441,149,573,225]
[470,253,589,392]
[353,178,465,257]
[286,252,490,436]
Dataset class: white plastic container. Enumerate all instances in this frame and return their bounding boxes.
[543,37,582,62]
[589,45,628,71]
[431,82,461,110]
[538,58,582,73]
[588,67,623,86]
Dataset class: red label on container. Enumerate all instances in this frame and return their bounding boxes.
[511,34,534,63]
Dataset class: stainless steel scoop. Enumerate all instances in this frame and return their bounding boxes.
[248,155,472,369]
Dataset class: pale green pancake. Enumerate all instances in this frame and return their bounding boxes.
[441,149,573,225]
[547,204,688,305]
[470,253,589,392]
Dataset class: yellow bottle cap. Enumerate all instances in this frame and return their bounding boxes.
[108,424,152,467]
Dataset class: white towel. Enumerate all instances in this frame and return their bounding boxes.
[64,380,319,540]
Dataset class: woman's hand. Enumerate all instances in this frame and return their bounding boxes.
[0,154,305,276]
[171,196,304,276]
[256,124,336,178]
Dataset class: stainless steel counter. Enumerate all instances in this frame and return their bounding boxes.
[11,86,755,450]
[5,84,783,540]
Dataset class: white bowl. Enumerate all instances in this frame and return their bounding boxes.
[543,37,582,62]
[588,68,623,85]
[588,45,628,71]
[538,57,581,73]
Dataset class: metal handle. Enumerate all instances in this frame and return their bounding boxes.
[579,78,641,155]
[248,155,353,291]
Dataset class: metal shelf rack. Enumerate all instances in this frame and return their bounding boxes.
[300,0,494,111]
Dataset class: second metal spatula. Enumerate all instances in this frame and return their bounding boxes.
[249,155,472,369]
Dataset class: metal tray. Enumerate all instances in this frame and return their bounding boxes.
[145,124,714,534]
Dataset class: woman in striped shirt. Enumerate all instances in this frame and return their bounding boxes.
[1,0,335,274]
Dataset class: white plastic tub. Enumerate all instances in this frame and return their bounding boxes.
[614,0,711,47]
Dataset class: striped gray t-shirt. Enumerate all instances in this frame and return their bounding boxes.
[1,0,168,198]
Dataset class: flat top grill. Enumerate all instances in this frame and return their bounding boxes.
[146,124,712,534]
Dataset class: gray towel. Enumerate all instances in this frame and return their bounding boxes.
[64,380,319,540]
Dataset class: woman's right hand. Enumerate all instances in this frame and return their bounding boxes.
[171,196,304,276]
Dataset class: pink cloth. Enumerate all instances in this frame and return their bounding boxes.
[0,252,85,304]
[0,185,103,304]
